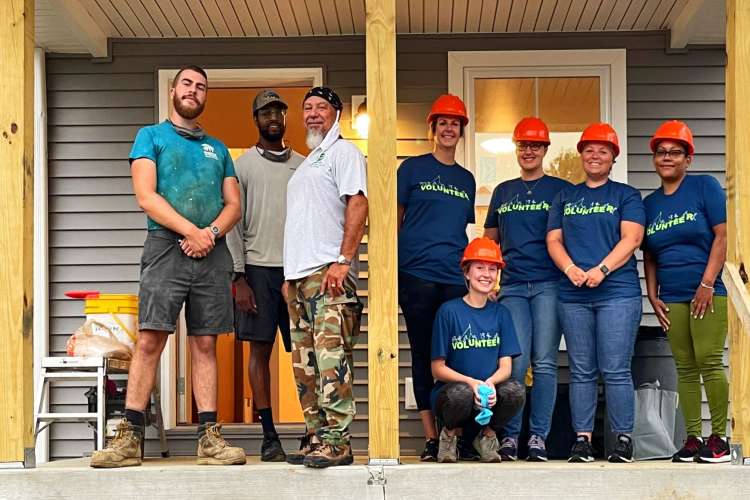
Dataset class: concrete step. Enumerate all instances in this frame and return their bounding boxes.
[3,457,750,499]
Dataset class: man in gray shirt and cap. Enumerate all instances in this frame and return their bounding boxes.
[228,90,304,461]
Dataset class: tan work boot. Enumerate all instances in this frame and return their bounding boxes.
[196,423,247,465]
[303,443,353,468]
[286,433,320,465]
[90,420,143,468]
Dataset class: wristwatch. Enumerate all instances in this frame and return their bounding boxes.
[210,225,221,237]
[599,264,611,277]
[336,254,352,266]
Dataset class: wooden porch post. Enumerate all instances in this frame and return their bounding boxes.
[725,0,750,462]
[365,0,400,462]
[0,0,35,466]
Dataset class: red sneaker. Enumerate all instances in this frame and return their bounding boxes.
[696,434,730,463]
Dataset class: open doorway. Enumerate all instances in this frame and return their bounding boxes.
[156,68,322,428]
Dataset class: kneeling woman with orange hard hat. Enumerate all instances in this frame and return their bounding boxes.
[398,94,477,461]
[430,237,525,463]
[642,120,730,463]
[546,123,645,463]
[484,117,572,461]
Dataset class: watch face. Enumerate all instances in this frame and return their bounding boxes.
[211,226,220,235]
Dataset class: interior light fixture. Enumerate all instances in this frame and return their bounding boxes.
[480,137,515,155]
[352,97,369,138]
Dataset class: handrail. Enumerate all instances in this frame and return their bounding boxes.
[723,262,750,334]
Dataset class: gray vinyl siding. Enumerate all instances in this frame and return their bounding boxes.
[45,31,726,460]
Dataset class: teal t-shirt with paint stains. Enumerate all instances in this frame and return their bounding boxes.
[485,175,572,286]
[129,121,236,231]
[642,174,726,303]
[398,153,476,285]
[547,179,646,302]
[430,298,521,410]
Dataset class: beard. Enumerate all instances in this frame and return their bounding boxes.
[306,129,325,149]
[173,93,205,120]
[260,125,285,142]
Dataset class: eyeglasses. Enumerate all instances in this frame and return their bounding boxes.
[516,143,546,153]
[654,149,686,160]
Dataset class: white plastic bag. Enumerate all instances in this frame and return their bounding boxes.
[66,320,133,360]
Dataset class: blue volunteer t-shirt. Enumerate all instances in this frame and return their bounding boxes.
[485,175,572,286]
[642,175,727,303]
[398,153,476,285]
[430,298,522,409]
[547,180,646,302]
[129,121,237,231]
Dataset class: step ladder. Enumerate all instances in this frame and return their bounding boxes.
[34,356,168,455]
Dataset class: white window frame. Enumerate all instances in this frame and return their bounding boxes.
[447,49,628,184]
[156,67,322,429]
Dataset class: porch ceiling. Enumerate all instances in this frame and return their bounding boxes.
[36,0,725,57]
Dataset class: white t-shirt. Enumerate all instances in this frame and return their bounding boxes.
[283,123,368,280]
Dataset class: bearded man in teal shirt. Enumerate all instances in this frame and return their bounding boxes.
[91,65,245,468]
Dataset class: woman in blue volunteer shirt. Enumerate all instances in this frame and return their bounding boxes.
[431,237,525,463]
[546,123,645,463]
[642,120,729,464]
[398,94,476,461]
[484,117,571,461]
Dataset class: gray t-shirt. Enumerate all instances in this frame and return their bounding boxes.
[227,146,303,269]
[283,128,368,280]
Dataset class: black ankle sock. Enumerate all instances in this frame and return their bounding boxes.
[258,408,276,435]
[125,409,145,430]
[197,411,218,436]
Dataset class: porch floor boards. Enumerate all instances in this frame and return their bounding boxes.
[2,456,750,499]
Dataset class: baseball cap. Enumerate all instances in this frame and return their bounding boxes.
[252,89,287,114]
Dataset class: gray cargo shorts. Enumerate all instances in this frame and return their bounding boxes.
[138,229,234,335]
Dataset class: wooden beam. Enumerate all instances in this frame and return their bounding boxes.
[670,0,707,49]
[365,0,400,462]
[0,0,35,466]
[726,0,750,460]
[48,0,108,58]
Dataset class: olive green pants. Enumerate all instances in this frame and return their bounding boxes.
[666,296,728,436]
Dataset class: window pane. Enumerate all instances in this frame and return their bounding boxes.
[472,76,601,235]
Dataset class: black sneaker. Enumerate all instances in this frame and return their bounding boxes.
[608,434,634,463]
[696,434,730,463]
[673,435,703,463]
[568,435,594,463]
[527,434,548,462]
[499,437,518,461]
[458,435,480,461]
[260,431,286,462]
[420,438,439,462]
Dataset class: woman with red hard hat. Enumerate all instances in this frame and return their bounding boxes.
[398,94,477,461]
[642,120,730,463]
[546,123,645,463]
[430,237,525,463]
[483,117,571,461]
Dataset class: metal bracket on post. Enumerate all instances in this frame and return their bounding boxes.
[730,443,750,465]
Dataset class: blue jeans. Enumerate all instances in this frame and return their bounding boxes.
[558,296,642,434]
[499,281,561,439]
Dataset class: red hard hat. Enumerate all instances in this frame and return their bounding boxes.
[650,120,695,156]
[513,117,550,144]
[460,237,505,269]
[427,94,469,125]
[577,123,620,158]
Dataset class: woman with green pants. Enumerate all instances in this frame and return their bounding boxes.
[643,120,729,463]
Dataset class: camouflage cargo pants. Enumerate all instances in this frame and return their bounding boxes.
[285,266,363,445]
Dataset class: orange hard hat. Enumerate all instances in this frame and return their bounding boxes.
[513,117,550,144]
[650,120,695,156]
[460,237,505,268]
[577,122,620,158]
[427,94,469,125]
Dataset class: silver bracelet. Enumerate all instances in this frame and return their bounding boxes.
[700,281,715,291]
